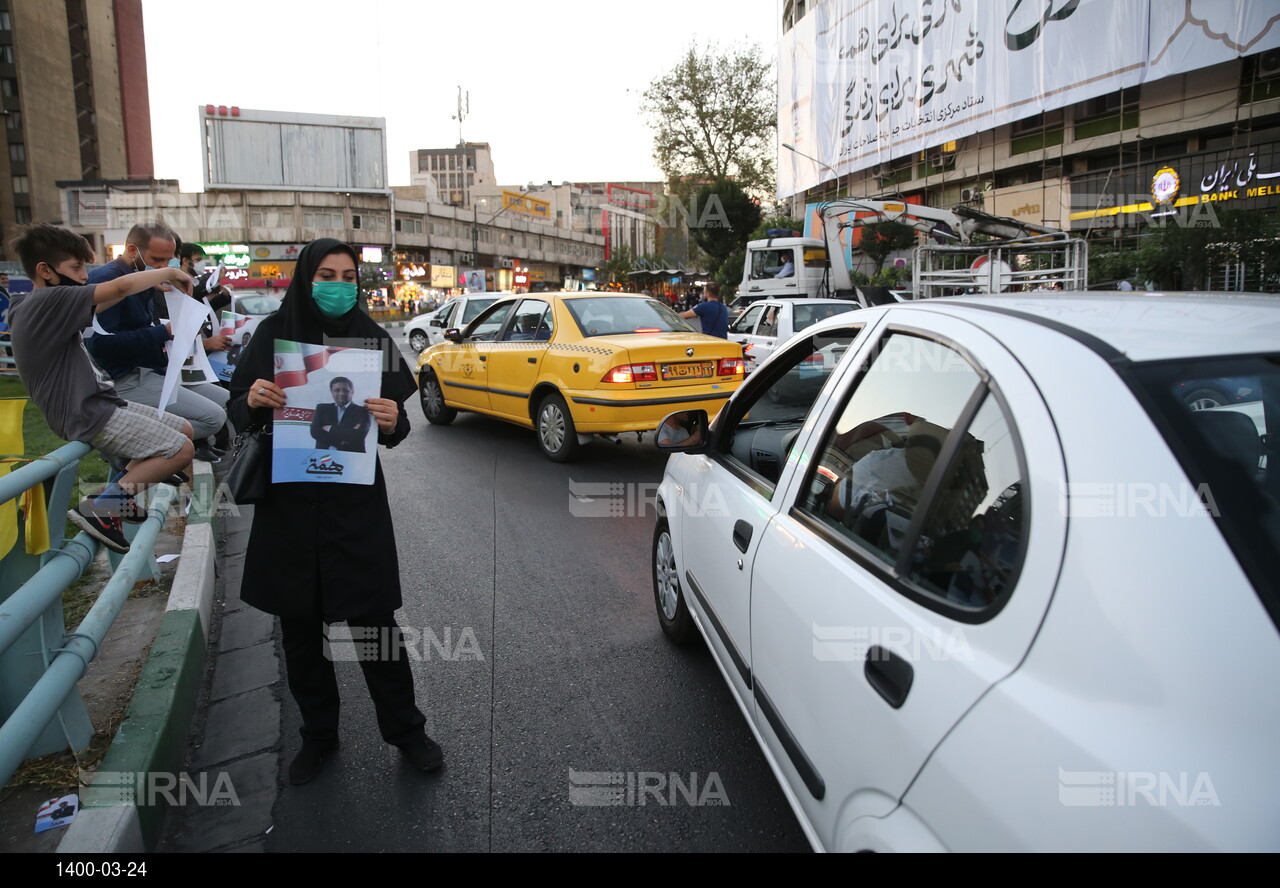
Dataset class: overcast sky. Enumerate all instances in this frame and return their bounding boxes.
[142,0,781,192]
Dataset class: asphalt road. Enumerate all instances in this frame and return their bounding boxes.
[263,338,811,852]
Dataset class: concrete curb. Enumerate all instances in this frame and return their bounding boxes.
[57,461,220,854]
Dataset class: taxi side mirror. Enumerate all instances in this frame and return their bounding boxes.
[445,328,463,344]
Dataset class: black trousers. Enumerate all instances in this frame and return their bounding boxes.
[279,613,427,747]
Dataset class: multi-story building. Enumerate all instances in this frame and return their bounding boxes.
[779,0,1280,289]
[410,139,666,266]
[0,0,151,259]
[409,142,497,209]
[56,181,606,296]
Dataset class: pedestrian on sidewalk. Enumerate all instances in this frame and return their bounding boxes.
[227,238,443,785]
[6,224,196,554]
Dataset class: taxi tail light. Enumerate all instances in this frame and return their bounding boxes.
[602,363,658,384]
[718,357,745,376]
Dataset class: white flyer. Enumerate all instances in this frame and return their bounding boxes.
[158,290,210,415]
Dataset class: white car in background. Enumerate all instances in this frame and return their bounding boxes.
[728,297,861,371]
[651,292,1279,852]
[405,294,498,353]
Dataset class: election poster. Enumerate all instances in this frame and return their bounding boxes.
[209,312,262,383]
[270,339,382,486]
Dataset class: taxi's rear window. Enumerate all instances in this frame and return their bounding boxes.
[566,297,694,337]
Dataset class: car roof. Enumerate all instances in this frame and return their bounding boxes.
[829,292,1280,363]
[752,298,861,306]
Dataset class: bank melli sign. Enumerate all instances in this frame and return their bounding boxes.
[1070,148,1280,228]
[779,0,1280,196]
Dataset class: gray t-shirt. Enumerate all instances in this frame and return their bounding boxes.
[8,285,126,442]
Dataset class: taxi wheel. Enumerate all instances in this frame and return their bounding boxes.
[409,331,428,353]
[420,371,456,425]
[536,393,581,462]
[653,519,694,644]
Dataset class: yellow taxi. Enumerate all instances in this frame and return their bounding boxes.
[416,292,745,460]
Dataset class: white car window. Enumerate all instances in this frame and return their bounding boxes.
[904,394,1026,610]
[714,327,862,495]
[757,305,781,337]
[796,336,975,551]
[731,304,765,335]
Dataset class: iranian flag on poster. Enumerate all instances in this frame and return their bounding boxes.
[270,339,383,486]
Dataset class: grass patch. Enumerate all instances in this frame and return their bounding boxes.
[2,376,110,541]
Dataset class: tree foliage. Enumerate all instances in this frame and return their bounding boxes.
[1130,210,1280,291]
[750,217,805,240]
[691,179,762,284]
[642,42,776,196]
[602,244,635,284]
[859,221,917,273]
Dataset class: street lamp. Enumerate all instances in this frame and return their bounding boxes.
[470,192,532,288]
[782,143,841,203]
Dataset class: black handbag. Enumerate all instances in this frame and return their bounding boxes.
[226,424,271,504]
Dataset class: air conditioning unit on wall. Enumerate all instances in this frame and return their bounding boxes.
[1259,47,1280,79]
[961,187,981,202]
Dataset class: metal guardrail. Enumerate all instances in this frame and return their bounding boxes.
[0,438,176,789]
[0,332,16,375]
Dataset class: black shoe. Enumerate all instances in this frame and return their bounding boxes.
[194,446,222,464]
[165,471,190,486]
[398,737,443,773]
[67,500,130,554]
[289,739,338,785]
[118,496,149,525]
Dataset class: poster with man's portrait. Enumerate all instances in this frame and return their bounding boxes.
[209,312,262,383]
[271,339,382,486]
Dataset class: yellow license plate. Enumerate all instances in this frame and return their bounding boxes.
[662,362,715,380]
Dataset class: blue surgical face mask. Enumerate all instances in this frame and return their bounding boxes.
[312,281,358,318]
[167,258,181,269]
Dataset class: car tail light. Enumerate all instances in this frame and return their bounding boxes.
[717,357,745,376]
[602,363,658,384]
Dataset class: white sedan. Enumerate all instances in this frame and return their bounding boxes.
[727,297,861,371]
[652,292,1278,852]
[405,294,498,353]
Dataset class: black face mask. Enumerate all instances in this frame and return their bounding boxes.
[42,269,83,287]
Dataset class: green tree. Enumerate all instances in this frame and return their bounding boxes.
[602,244,635,286]
[642,42,776,196]
[750,217,805,240]
[1088,247,1139,288]
[691,179,762,284]
[859,221,917,274]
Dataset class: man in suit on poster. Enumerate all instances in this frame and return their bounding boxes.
[310,376,372,452]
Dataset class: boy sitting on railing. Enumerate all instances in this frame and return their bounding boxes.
[6,224,194,555]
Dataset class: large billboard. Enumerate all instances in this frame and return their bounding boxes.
[779,0,1280,196]
[201,106,387,192]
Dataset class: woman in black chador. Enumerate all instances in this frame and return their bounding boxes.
[228,238,442,784]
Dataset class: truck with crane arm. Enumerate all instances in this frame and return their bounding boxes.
[737,198,1088,308]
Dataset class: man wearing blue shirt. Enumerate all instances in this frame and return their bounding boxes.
[679,282,729,339]
[88,223,228,463]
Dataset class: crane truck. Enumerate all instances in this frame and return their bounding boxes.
[738,199,1088,308]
